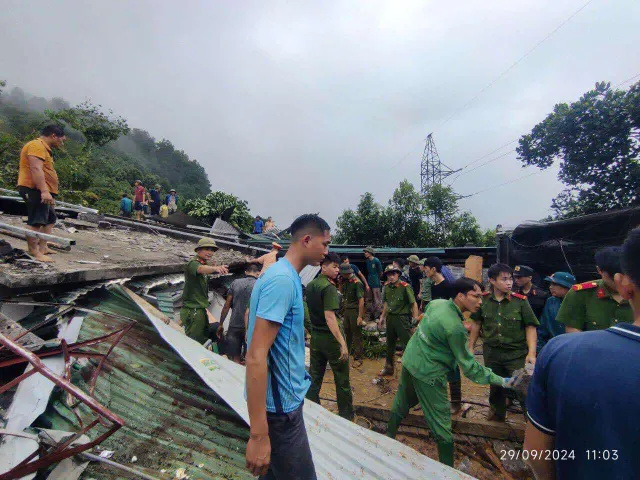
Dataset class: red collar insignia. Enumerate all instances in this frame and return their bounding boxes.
[596,288,607,299]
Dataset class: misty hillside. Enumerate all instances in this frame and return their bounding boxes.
[0,85,211,214]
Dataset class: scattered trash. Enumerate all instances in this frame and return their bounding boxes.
[67,227,77,234]
[174,467,189,479]
[131,456,137,463]
[98,450,114,459]
[74,260,101,264]
[104,255,110,259]
[198,463,204,468]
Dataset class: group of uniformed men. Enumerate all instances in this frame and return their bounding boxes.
[179,238,632,468]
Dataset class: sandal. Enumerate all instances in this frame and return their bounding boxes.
[379,365,394,376]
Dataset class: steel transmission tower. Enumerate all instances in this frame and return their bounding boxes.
[420,133,459,195]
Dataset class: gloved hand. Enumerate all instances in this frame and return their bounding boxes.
[502,366,533,394]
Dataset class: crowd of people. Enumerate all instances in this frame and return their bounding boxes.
[120,181,179,220]
[179,213,639,479]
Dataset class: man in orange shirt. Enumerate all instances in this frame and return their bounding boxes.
[17,125,66,262]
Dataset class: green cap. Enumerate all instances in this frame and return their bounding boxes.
[407,255,420,264]
[383,264,402,275]
[339,264,354,275]
[195,237,218,252]
[363,246,376,254]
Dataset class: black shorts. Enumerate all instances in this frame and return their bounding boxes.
[134,201,144,211]
[225,328,246,358]
[18,186,57,227]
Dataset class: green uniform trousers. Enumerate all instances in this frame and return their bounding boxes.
[483,345,526,419]
[448,365,462,406]
[386,313,412,366]
[343,308,363,360]
[306,329,354,420]
[181,307,208,344]
[387,367,454,466]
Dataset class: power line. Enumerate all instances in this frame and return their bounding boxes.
[449,149,516,185]
[614,72,640,89]
[462,170,541,198]
[458,139,519,171]
[437,0,594,130]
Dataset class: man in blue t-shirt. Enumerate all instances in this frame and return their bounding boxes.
[253,216,264,234]
[364,247,383,319]
[245,214,331,479]
[524,227,640,480]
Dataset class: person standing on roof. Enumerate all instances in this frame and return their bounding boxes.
[523,228,640,480]
[468,264,539,422]
[556,246,633,332]
[245,214,330,479]
[133,180,146,221]
[253,215,264,234]
[148,184,162,216]
[407,255,423,299]
[387,278,513,467]
[17,124,66,262]
[379,264,420,376]
[340,255,369,291]
[181,238,229,344]
[264,216,275,232]
[364,247,383,320]
[306,253,353,420]
[513,265,549,319]
[120,193,133,218]
[218,263,261,364]
[165,188,178,214]
[536,271,575,351]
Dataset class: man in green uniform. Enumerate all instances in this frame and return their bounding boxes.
[468,263,539,422]
[387,278,512,466]
[557,246,633,332]
[180,238,229,344]
[339,263,365,367]
[305,253,353,420]
[379,265,420,376]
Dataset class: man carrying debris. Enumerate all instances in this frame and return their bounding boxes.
[133,180,146,221]
[364,247,383,319]
[181,238,229,344]
[340,263,366,367]
[17,124,66,263]
[556,246,633,332]
[513,265,549,319]
[245,214,330,479]
[524,229,640,479]
[218,263,260,363]
[387,278,515,467]
[468,264,539,422]
[378,264,420,376]
[306,253,353,420]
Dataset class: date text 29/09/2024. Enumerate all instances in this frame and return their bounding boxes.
[500,450,620,461]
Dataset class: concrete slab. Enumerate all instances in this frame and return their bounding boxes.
[0,214,249,290]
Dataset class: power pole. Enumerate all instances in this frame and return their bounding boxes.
[420,133,459,195]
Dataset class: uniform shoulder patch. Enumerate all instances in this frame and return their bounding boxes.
[572,281,598,291]
[399,281,409,287]
[511,292,527,300]
[481,291,491,296]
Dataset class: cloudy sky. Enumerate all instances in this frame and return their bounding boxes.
[1,0,638,231]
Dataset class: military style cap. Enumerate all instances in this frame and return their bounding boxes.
[195,237,218,252]
[169,188,176,192]
[383,264,402,275]
[407,255,421,264]
[339,264,354,275]
[544,271,576,289]
[363,246,376,254]
[513,265,534,277]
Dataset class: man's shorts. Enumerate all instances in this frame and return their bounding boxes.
[18,186,57,227]
[134,201,143,211]
[225,328,246,358]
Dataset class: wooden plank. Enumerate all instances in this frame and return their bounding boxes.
[464,255,483,282]
[354,405,524,441]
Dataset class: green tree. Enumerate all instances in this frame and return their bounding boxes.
[383,180,431,247]
[184,191,254,231]
[449,211,483,246]
[517,81,640,218]
[423,184,459,245]
[334,192,388,245]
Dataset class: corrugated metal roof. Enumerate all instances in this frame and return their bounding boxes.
[299,265,321,286]
[41,290,253,480]
[122,285,474,480]
[211,218,241,238]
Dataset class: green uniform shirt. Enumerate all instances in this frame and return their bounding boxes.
[383,281,416,315]
[342,276,365,309]
[421,277,434,301]
[183,258,209,308]
[306,274,340,332]
[403,300,504,386]
[471,291,539,350]
[556,279,633,331]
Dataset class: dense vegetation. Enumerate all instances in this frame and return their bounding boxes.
[0,82,211,214]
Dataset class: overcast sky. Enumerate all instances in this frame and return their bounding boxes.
[2,0,639,231]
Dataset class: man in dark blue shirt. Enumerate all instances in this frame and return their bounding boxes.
[524,227,640,479]
[253,215,264,234]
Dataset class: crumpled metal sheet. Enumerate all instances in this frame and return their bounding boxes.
[118,285,474,480]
